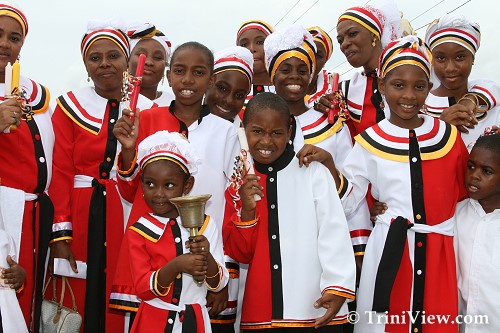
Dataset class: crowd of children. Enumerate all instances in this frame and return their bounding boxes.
[0,1,499,333]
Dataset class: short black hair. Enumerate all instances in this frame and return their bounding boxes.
[243,92,290,127]
[473,133,500,156]
[170,41,214,74]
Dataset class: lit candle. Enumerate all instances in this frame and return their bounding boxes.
[4,62,11,97]
[11,60,20,93]
[129,54,146,122]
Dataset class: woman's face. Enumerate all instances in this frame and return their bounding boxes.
[336,20,379,69]
[431,42,473,92]
[84,39,128,98]
[237,29,268,76]
[0,16,24,75]
[129,39,167,90]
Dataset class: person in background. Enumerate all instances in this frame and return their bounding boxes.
[236,19,275,107]
[0,3,54,331]
[205,46,253,127]
[127,22,174,106]
[454,132,500,333]
[48,19,154,332]
[127,131,228,333]
[423,13,500,150]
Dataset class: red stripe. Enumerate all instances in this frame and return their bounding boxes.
[346,7,382,32]
[301,113,328,131]
[431,28,478,46]
[215,56,253,75]
[192,304,206,333]
[139,149,188,166]
[67,91,103,124]
[28,79,38,103]
[425,103,448,110]
[308,71,330,101]
[371,118,440,143]
[472,85,496,106]
[350,229,371,238]
[226,300,237,308]
[347,98,362,109]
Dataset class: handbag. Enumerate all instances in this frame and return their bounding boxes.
[40,276,82,333]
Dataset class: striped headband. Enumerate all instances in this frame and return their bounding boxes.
[338,6,383,40]
[81,20,130,60]
[425,13,480,56]
[128,23,172,60]
[0,3,28,36]
[378,35,432,79]
[236,19,274,42]
[308,26,333,61]
[264,25,316,84]
[214,46,254,88]
[137,131,200,175]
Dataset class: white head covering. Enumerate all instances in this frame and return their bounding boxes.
[264,24,316,84]
[137,131,200,175]
[214,46,254,87]
[127,22,172,61]
[425,13,481,56]
[81,18,130,59]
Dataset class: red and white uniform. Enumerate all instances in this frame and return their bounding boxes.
[223,146,356,330]
[305,69,333,108]
[49,86,153,332]
[0,77,53,329]
[425,79,500,150]
[339,115,468,333]
[128,214,228,333]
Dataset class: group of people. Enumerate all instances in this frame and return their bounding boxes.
[0,0,499,333]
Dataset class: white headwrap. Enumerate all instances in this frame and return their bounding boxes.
[127,22,172,60]
[214,46,254,87]
[81,18,130,59]
[425,13,481,56]
[137,131,200,175]
[264,24,316,84]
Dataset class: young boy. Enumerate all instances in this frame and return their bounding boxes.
[222,92,356,332]
[455,133,500,333]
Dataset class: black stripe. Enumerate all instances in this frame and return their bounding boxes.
[131,221,161,240]
[384,55,429,76]
[370,76,385,123]
[31,83,49,111]
[268,47,313,77]
[26,118,48,194]
[225,261,240,272]
[303,121,335,140]
[338,175,349,198]
[409,129,426,332]
[345,12,380,36]
[215,64,251,80]
[108,298,140,311]
[57,95,100,134]
[130,26,155,39]
[359,130,408,156]
[211,313,237,321]
[420,122,452,154]
[99,100,119,179]
[182,305,197,333]
[353,244,366,254]
[50,229,73,241]
[432,33,476,52]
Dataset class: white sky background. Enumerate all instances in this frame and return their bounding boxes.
[17,0,499,103]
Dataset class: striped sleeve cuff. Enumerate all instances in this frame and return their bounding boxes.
[117,150,140,179]
[225,256,240,279]
[350,229,371,255]
[151,269,171,297]
[109,292,141,312]
[337,172,350,198]
[51,218,73,243]
[322,286,356,300]
[232,217,258,228]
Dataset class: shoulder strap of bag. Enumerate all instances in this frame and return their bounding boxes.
[62,276,78,311]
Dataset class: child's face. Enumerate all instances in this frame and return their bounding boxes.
[129,39,167,90]
[466,147,500,212]
[273,57,311,104]
[245,108,291,164]
[314,41,327,76]
[141,160,194,218]
[432,42,473,92]
[205,71,250,121]
[167,47,214,107]
[379,65,431,129]
[237,29,267,76]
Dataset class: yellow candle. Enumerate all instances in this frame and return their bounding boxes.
[11,60,20,93]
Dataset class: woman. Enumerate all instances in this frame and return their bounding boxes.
[49,20,153,332]
[127,22,174,106]
[0,3,53,331]
[424,13,500,149]
[315,1,402,138]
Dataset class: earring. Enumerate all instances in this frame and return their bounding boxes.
[372,39,376,47]
[87,76,90,82]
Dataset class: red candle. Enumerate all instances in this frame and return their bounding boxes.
[328,72,340,124]
[129,53,146,122]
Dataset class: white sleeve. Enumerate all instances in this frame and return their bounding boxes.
[206,216,229,292]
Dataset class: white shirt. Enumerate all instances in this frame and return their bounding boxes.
[455,199,500,333]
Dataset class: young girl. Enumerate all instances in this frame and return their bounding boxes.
[424,13,500,149]
[111,42,238,316]
[127,130,228,333]
[127,22,174,106]
[454,133,500,333]
[236,19,275,107]
[331,36,468,333]
[223,92,356,332]
[205,46,253,125]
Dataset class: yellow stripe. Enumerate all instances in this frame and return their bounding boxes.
[324,289,356,300]
[109,304,138,312]
[129,225,159,243]
[421,125,457,161]
[56,98,99,136]
[383,58,429,79]
[0,10,26,36]
[233,218,258,228]
[142,156,189,174]
[33,85,50,114]
[153,270,171,296]
[49,236,72,244]
[210,319,235,324]
[198,215,210,235]
[214,68,252,90]
[270,51,311,84]
[84,36,128,60]
[354,251,365,256]
[303,120,343,145]
[339,14,380,40]
[355,134,409,162]
[337,172,345,196]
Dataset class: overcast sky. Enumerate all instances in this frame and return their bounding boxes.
[17,0,498,102]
